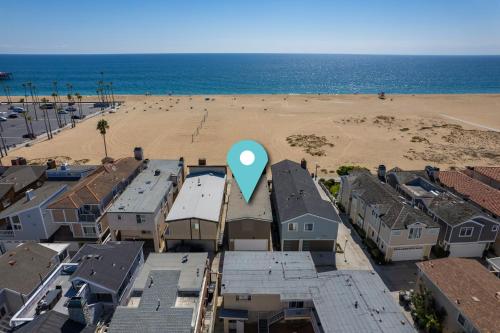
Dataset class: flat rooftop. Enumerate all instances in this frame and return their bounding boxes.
[166,172,226,222]
[222,252,414,333]
[108,160,181,214]
[108,253,208,333]
[226,178,272,222]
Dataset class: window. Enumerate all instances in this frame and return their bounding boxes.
[136,214,146,224]
[289,301,304,308]
[392,230,401,236]
[288,223,298,232]
[459,227,473,237]
[193,223,199,230]
[492,225,499,232]
[408,227,422,240]
[304,223,314,232]
[10,215,21,230]
[117,215,122,220]
[83,226,96,236]
[457,313,466,327]
[236,294,251,301]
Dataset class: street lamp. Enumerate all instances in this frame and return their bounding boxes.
[343,236,348,263]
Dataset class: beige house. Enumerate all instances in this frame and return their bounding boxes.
[416,258,500,333]
[339,172,439,261]
[47,157,143,241]
[165,166,226,252]
[220,252,414,333]
[226,179,272,251]
[106,159,184,252]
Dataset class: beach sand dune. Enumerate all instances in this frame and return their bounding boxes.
[2,94,499,176]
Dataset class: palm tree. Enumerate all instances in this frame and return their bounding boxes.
[67,94,76,128]
[75,93,84,119]
[40,97,53,139]
[109,82,115,107]
[3,85,12,105]
[20,98,32,138]
[27,82,38,120]
[97,119,110,158]
[51,92,62,128]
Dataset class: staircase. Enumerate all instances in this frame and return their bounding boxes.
[0,315,12,333]
[258,318,268,333]
[258,310,284,333]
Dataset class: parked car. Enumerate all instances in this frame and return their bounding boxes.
[58,110,68,115]
[40,103,54,109]
[66,106,77,112]
[0,116,7,122]
[8,113,18,118]
[12,106,25,113]
[71,115,83,120]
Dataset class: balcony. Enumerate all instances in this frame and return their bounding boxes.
[0,229,15,239]
[284,308,311,320]
[78,214,98,223]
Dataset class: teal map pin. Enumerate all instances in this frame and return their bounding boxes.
[227,140,268,203]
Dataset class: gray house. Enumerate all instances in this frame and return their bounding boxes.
[271,160,340,251]
[0,182,74,245]
[424,192,499,257]
[226,178,273,251]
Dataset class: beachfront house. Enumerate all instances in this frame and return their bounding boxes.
[165,165,227,252]
[339,172,440,261]
[416,258,500,333]
[226,178,273,251]
[423,192,499,257]
[0,165,48,210]
[220,251,415,333]
[0,243,69,326]
[270,160,340,252]
[107,159,184,252]
[108,252,210,333]
[47,157,143,242]
[0,182,75,247]
[9,242,143,329]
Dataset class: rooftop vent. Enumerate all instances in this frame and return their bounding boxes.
[26,189,35,201]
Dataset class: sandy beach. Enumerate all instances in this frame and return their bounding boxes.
[2,94,499,176]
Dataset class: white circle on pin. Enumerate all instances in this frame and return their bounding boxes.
[240,150,255,166]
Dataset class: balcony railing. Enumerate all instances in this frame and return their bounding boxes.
[0,230,15,238]
[78,214,98,223]
[284,308,311,319]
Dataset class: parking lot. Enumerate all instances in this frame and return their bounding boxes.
[0,102,110,149]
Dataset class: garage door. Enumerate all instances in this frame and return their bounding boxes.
[234,239,268,251]
[391,247,424,261]
[449,243,486,258]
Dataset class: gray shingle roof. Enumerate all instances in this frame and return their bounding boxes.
[348,173,438,229]
[14,310,95,333]
[0,182,75,219]
[426,192,487,226]
[271,160,340,222]
[221,252,414,333]
[108,253,208,333]
[71,242,143,292]
[226,178,272,223]
[0,165,47,193]
[0,243,57,295]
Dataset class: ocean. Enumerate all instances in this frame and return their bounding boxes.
[1,54,500,95]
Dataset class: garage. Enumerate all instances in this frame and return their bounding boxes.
[391,246,425,261]
[233,239,268,251]
[448,243,486,258]
[302,240,335,252]
[282,240,300,251]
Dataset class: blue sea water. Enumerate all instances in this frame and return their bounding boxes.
[1,54,500,95]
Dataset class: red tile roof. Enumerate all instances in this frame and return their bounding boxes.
[470,166,500,183]
[417,258,500,333]
[437,170,500,217]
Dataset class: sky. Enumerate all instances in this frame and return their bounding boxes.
[1,0,499,55]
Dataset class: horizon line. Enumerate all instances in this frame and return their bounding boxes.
[1,52,500,57]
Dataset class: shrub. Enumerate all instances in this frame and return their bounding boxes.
[431,245,449,258]
[336,165,369,176]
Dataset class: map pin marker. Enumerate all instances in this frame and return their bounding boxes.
[227,140,268,203]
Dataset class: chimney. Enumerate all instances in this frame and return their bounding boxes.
[46,159,57,169]
[26,189,35,201]
[134,147,144,161]
[300,158,307,170]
